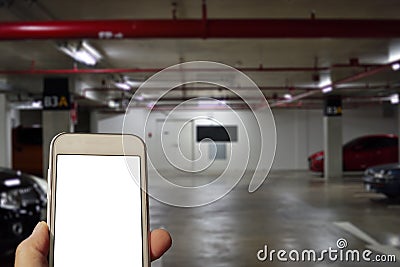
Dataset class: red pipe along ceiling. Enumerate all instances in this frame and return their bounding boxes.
[1,19,400,40]
[0,66,329,75]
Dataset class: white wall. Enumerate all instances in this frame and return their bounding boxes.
[93,108,269,172]
[144,109,269,172]
[93,104,398,171]
[272,109,323,169]
[342,107,398,142]
[92,109,147,137]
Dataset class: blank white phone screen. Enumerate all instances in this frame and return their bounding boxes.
[54,155,142,267]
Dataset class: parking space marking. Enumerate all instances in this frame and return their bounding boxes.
[334,221,379,245]
[352,192,381,198]
[366,244,400,260]
[334,221,400,260]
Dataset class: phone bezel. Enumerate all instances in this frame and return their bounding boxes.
[47,133,149,267]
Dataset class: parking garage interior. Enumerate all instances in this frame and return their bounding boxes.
[1,1,400,266]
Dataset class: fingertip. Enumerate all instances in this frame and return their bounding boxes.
[150,229,172,261]
[33,221,48,235]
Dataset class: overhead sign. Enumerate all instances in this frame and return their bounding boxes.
[43,77,71,110]
[324,95,342,117]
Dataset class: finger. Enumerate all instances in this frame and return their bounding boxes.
[150,229,172,261]
[15,221,49,267]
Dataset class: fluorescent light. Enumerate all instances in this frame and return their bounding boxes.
[134,95,144,101]
[319,78,332,87]
[322,86,333,93]
[392,63,400,71]
[11,101,42,110]
[108,100,119,108]
[74,50,97,65]
[32,101,42,108]
[81,41,102,60]
[114,82,131,91]
[390,94,399,104]
[389,41,400,65]
[125,80,142,87]
[283,93,292,99]
[318,74,333,93]
[58,41,102,66]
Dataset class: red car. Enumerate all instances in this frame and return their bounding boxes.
[308,134,398,172]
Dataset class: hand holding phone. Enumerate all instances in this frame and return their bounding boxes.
[14,220,172,267]
[47,133,150,267]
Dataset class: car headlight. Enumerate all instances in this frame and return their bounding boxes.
[0,189,21,210]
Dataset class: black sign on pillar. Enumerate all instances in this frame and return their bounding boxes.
[324,95,342,117]
[42,77,71,110]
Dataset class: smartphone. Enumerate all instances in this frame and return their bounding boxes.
[47,133,149,267]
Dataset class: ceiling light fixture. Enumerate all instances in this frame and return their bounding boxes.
[147,101,155,108]
[58,41,102,66]
[390,94,399,104]
[125,80,142,87]
[108,100,119,108]
[32,100,42,108]
[114,82,131,91]
[392,63,400,71]
[318,74,333,93]
[11,100,43,110]
[134,95,145,101]
[283,93,292,99]
[322,86,333,94]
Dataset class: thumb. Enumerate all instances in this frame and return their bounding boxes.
[15,221,50,267]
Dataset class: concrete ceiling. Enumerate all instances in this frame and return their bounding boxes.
[0,0,400,110]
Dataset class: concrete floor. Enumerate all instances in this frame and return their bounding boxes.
[149,170,400,267]
[2,170,399,267]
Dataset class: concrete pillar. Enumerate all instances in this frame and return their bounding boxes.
[398,104,400,163]
[323,95,343,179]
[42,77,74,176]
[0,94,11,168]
[42,111,73,177]
[323,117,343,178]
[90,111,99,133]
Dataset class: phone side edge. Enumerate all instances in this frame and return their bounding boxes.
[47,133,67,267]
[141,139,150,267]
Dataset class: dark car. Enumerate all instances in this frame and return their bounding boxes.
[308,134,398,172]
[363,164,400,198]
[0,168,47,256]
